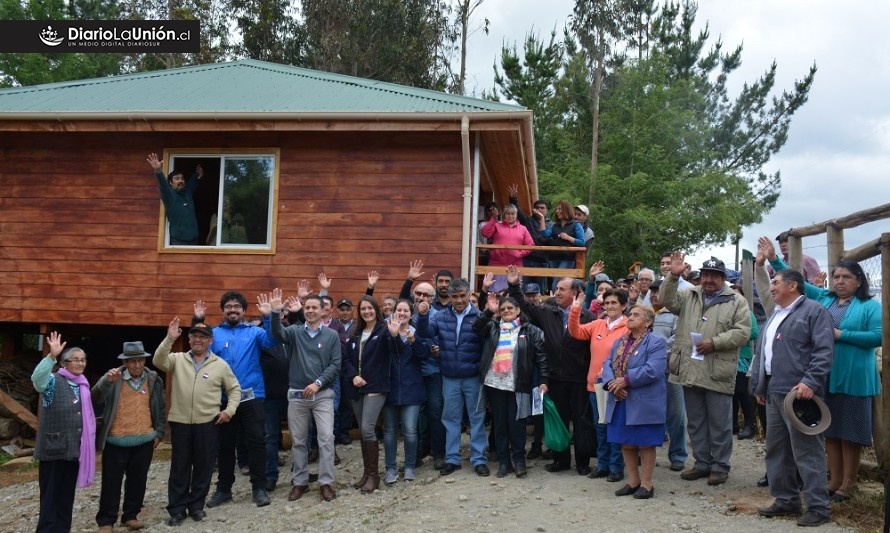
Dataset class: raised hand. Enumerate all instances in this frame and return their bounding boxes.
[269,288,284,312]
[407,260,425,281]
[296,279,312,300]
[758,236,777,261]
[387,316,402,337]
[193,300,207,319]
[669,251,686,277]
[168,317,182,339]
[588,260,605,279]
[417,301,430,316]
[104,367,122,383]
[46,331,66,359]
[146,153,162,171]
[628,280,640,302]
[256,293,273,316]
[317,273,331,290]
[195,164,203,179]
[507,183,519,198]
[481,272,495,292]
[284,295,302,314]
[486,292,499,313]
[367,270,380,289]
[572,291,585,308]
[813,271,827,287]
[506,264,522,285]
[755,240,767,267]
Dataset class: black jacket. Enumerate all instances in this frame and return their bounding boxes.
[508,282,595,384]
[474,311,550,392]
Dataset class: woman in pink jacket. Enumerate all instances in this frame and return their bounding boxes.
[481,205,534,292]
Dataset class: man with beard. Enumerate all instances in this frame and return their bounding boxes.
[506,265,597,475]
[146,153,202,246]
[432,270,454,311]
[194,291,279,508]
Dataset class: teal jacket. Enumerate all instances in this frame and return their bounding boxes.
[736,310,759,374]
[770,258,881,396]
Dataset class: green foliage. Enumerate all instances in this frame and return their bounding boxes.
[0,0,123,87]
[497,0,815,273]
[230,0,304,64]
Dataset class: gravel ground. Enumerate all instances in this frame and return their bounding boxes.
[0,433,858,533]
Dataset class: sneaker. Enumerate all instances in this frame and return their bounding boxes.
[206,491,232,508]
[252,488,271,507]
[385,468,398,484]
[403,467,416,481]
[797,510,830,527]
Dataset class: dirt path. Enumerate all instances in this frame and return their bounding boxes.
[0,435,861,532]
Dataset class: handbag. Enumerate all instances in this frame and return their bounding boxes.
[542,394,571,452]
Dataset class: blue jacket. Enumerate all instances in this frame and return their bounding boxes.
[385,326,429,406]
[770,257,882,396]
[416,305,483,379]
[601,333,667,426]
[205,316,280,400]
[344,322,392,395]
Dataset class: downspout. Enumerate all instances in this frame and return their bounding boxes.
[460,116,472,280]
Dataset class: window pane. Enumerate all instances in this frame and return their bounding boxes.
[221,157,273,246]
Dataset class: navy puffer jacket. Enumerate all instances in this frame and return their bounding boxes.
[416,306,483,379]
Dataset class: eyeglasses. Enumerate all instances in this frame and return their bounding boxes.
[414,291,433,298]
[65,359,87,364]
[638,278,654,283]
[223,304,243,310]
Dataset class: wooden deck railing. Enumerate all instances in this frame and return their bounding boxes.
[475,243,587,280]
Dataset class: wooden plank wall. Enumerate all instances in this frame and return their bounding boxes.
[0,129,466,329]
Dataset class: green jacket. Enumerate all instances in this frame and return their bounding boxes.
[661,273,752,394]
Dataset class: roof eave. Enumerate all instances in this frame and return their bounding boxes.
[0,110,530,121]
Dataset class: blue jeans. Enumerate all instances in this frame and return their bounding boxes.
[548,257,576,291]
[442,376,487,466]
[666,382,688,464]
[419,373,445,457]
[383,404,421,470]
[263,396,288,483]
[589,392,624,473]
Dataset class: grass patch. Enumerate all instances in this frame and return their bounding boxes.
[0,453,11,467]
[831,488,885,533]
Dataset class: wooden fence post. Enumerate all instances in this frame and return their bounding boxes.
[879,233,890,470]
[826,225,844,289]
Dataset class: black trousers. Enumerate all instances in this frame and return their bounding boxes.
[487,387,527,467]
[549,378,592,469]
[37,459,79,533]
[168,421,218,517]
[96,441,154,526]
[732,371,756,431]
[216,399,267,492]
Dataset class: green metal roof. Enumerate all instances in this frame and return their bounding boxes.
[0,59,525,115]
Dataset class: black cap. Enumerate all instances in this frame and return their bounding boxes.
[189,323,214,337]
[700,257,726,277]
[337,298,353,308]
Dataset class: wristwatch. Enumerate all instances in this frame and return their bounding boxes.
[314,379,323,388]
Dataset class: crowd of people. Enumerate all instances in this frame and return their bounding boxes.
[31,200,881,531]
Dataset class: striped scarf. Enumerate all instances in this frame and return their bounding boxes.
[493,319,520,375]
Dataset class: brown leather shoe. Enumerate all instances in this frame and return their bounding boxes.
[320,484,336,501]
[124,519,145,530]
[287,484,309,501]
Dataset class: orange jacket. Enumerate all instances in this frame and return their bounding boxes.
[567,306,628,392]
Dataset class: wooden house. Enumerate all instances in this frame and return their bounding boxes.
[0,59,541,363]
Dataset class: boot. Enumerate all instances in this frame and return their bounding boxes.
[353,440,370,489]
[359,440,380,494]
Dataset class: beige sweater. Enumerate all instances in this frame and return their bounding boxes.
[153,336,241,424]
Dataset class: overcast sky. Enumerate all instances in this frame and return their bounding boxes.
[461,0,890,283]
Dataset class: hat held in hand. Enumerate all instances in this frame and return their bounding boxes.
[784,389,831,435]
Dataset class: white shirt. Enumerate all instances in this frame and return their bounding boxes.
[763,295,805,374]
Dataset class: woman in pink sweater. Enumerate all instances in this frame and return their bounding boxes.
[481,205,534,292]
